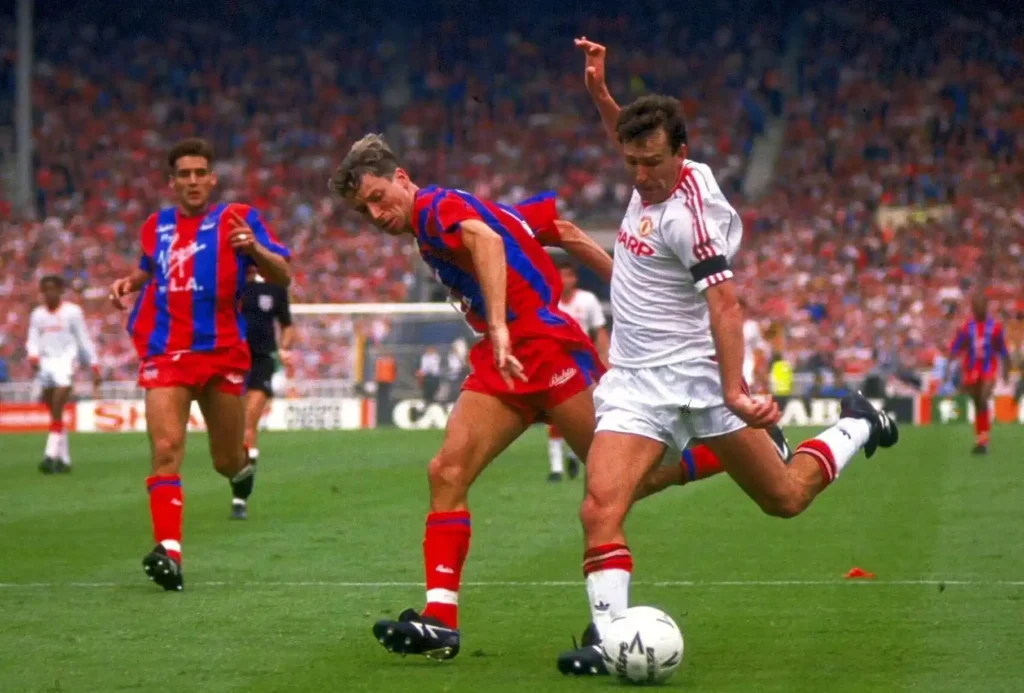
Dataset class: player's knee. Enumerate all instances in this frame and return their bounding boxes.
[579,489,624,533]
[211,449,246,477]
[151,435,185,472]
[427,451,470,496]
[757,490,806,519]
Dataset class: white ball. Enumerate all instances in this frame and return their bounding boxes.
[600,606,684,684]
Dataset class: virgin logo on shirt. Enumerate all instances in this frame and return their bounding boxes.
[157,234,208,293]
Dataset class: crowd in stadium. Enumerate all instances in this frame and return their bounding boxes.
[0,1,1020,388]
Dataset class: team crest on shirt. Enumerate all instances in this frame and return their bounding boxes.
[258,295,274,312]
[638,216,653,237]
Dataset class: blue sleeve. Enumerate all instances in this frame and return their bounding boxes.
[247,208,291,259]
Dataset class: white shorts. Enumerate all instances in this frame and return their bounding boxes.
[37,360,74,389]
[593,360,747,454]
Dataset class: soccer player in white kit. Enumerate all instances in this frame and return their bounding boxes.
[558,39,901,676]
[26,275,101,474]
[546,260,610,481]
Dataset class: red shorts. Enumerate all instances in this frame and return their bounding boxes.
[462,326,605,424]
[138,345,251,397]
[962,366,996,387]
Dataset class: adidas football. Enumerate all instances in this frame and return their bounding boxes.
[601,606,684,684]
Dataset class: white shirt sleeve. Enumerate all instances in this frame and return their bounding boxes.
[661,171,737,293]
[584,292,607,330]
[26,309,41,360]
[68,306,98,368]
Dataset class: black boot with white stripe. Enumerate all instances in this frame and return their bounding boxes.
[372,608,460,660]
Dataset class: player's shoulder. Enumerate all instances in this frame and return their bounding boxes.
[62,301,84,316]
[681,160,722,195]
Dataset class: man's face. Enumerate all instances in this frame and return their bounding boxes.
[40,281,62,307]
[559,266,578,293]
[972,295,988,319]
[170,155,217,214]
[621,128,686,204]
[346,170,416,236]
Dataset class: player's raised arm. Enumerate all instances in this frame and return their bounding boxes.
[459,218,526,386]
[575,37,622,149]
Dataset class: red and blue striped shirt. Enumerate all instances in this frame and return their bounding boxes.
[949,318,1009,375]
[127,203,290,359]
[412,186,566,334]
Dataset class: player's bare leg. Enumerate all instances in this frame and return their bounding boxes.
[243,388,269,464]
[197,384,252,519]
[374,390,528,661]
[38,387,58,473]
[142,386,192,591]
[966,380,994,454]
[704,394,897,517]
[557,430,666,676]
[48,386,73,472]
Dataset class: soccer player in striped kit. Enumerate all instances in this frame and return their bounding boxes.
[944,292,1011,454]
[109,138,291,591]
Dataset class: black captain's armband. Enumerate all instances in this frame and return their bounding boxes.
[690,256,730,284]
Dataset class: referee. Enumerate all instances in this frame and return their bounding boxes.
[241,266,295,466]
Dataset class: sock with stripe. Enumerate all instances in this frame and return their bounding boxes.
[680,444,723,483]
[796,418,871,484]
[421,510,472,628]
[147,475,183,563]
[583,543,633,641]
[44,420,64,459]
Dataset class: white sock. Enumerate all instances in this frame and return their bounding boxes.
[59,433,71,464]
[586,568,631,642]
[548,438,565,474]
[44,432,62,459]
[812,418,871,479]
[248,447,260,462]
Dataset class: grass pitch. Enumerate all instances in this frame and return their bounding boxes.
[1,426,1022,692]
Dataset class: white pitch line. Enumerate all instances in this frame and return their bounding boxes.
[1,579,1022,589]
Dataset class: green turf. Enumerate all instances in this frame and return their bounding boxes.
[1,425,1022,692]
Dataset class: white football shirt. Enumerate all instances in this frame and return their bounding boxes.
[26,302,98,367]
[608,160,742,369]
[559,289,606,334]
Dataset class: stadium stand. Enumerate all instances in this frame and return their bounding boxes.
[0,1,1020,390]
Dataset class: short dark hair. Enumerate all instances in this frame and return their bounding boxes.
[615,95,688,151]
[167,138,214,170]
[40,274,64,290]
[328,134,400,198]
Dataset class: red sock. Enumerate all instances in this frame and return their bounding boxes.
[50,420,64,434]
[796,439,838,485]
[146,475,183,563]
[421,510,471,628]
[681,444,723,483]
[975,408,991,443]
